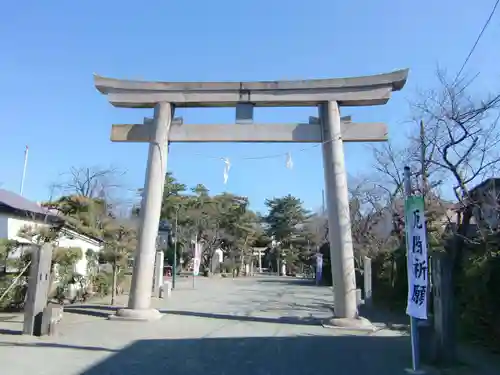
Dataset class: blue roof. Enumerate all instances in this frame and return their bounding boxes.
[0,189,61,221]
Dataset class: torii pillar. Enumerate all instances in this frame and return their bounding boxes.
[320,101,357,320]
[94,69,409,322]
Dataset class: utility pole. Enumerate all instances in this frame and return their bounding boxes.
[420,120,427,196]
[172,206,180,289]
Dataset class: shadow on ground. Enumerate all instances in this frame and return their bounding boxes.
[74,335,410,375]
[62,305,326,326]
[0,328,22,335]
[63,305,119,318]
[0,342,117,352]
[255,278,317,286]
[358,305,409,331]
[163,310,325,326]
[62,303,408,332]
[67,305,118,311]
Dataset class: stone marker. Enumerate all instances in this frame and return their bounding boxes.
[356,289,363,307]
[159,281,172,299]
[152,251,164,298]
[364,256,373,307]
[23,243,53,336]
[41,303,63,336]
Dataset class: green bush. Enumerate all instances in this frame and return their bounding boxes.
[92,272,112,296]
[458,252,500,350]
[90,270,130,297]
[370,235,500,352]
[221,259,235,274]
[372,246,408,311]
[0,275,27,310]
[120,274,132,294]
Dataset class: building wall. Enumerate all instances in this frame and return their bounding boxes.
[3,215,45,258]
[0,213,8,238]
[469,184,500,229]
[57,230,101,276]
[474,191,499,228]
[1,214,44,241]
[0,213,102,277]
[483,203,499,227]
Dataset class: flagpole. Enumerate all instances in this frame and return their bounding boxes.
[20,145,29,196]
[404,166,424,374]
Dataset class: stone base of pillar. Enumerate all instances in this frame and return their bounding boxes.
[403,369,427,374]
[108,308,163,322]
[322,316,376,332]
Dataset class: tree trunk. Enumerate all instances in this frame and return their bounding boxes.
[48,264,58,299]
[111,265,117,305]
[390,256,396,288]
[232,254,236,278]
[444,208,471,360]
[451,208,471,281]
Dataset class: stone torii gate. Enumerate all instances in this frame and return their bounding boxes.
[94,69,409,323]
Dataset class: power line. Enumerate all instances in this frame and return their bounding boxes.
[186,136,326,162]
[454,0,499,82]
[169,4,498,165]
[187,1,500,164]
[180,5,500,164]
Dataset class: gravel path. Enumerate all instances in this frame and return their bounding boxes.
[0,276,413,375]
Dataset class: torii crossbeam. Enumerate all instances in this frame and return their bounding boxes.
[111,117,388,143]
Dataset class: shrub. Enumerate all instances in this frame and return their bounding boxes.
[0,275,27,310]
[93,271,112,296]
[458,252,500,350]
[370,235,500,352]
[221,259,235,274]
[119,274,132,294]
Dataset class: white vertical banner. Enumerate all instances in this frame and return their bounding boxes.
[193,241,202,276]
[404,196,429,320]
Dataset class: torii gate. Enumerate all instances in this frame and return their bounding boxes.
[95,69,409,324]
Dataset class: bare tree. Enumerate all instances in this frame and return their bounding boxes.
[303,211,328,247]
[413,70,500,203]
[372,142,411,199]
[56,166,125,199]
[53,166,135,216]
[369,69,500,277]
[410,69,500,266]
[348,178,401,268]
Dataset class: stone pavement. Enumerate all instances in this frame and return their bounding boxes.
[0,276,416,375]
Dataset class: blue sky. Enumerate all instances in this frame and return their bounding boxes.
[0,0,499,213]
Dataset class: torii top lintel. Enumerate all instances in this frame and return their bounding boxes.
[94,69,409,108]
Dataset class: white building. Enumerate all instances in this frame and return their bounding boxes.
[0,189,103,277]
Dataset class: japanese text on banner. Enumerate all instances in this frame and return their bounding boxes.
[405,196,429,320]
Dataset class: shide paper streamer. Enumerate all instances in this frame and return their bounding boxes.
[222,157,231,184]
[286,152,293,169]
[221,152,291,185]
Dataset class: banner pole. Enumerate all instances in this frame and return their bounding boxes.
[404,166,424,374]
